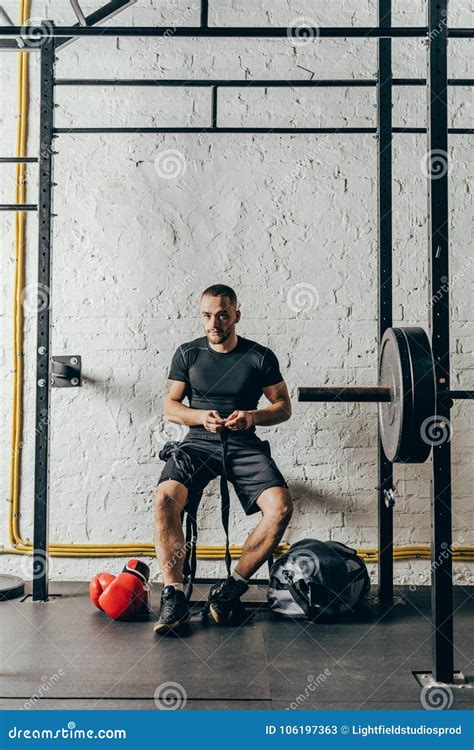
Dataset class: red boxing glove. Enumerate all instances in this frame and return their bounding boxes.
[97,560,150,621]
[89,572,116,611]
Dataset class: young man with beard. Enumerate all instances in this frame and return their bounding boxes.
[154,284,293,633]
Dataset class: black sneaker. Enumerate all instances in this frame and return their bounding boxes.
[154,585,191,634]
[206,576,249,625]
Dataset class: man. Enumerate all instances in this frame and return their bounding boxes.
[154,284,293,634]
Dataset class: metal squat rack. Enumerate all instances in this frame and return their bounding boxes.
[0,0,472,685]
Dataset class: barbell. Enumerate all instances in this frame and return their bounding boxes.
[298,326,473,463]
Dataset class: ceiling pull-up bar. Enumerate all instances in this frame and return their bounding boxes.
[0,25,464,38]
[53,78,474,87]
[53,127,472,135]
[1,22,471,49]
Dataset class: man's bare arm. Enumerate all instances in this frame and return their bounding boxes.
[224,380,292,430]
[252,380,292,426]
[164,380,203,426]
[164,380,225,431]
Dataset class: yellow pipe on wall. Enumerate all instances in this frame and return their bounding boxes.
[9,0,30,546]
[3,542,474,562]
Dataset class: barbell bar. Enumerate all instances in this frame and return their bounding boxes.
[298,326,473,464]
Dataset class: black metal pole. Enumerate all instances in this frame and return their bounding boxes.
[53,77,474,87]
[377,0,394,606]
[0,204,38,211]
[52,127,471,135]
[446,391,474,400]
[427,0,454,683]
[1,25,472,39]
[211,86,218,129]
[0,25,432,39]
[52,77,474,87]
[0,157,38,163]
[298,387,391,402]
[32,33,55,602]
[200,0,209,28]
[54,126,379,134]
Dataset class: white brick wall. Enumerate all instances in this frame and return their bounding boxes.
[0,1,472,585]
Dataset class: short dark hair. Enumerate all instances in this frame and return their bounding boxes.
[201,284,238,307]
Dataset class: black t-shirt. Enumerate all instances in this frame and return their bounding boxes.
[168,335,283,434]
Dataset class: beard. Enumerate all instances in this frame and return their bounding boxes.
[207,329,231,343]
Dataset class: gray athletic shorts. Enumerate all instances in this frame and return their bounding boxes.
[157,429,288,517]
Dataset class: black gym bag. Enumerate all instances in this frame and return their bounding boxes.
[267,538,371,621]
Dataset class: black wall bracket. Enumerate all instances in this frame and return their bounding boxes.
[50,356,82,387]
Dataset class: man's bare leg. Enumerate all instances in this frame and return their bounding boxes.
[233,487,293,581]
[154,479,189,585]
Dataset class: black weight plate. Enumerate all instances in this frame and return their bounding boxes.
[0,574,25,601]
[402,327,436,462]
[378,328,410,462]
[378,327,435,463]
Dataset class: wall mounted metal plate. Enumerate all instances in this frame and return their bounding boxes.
[51,355,82,387]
